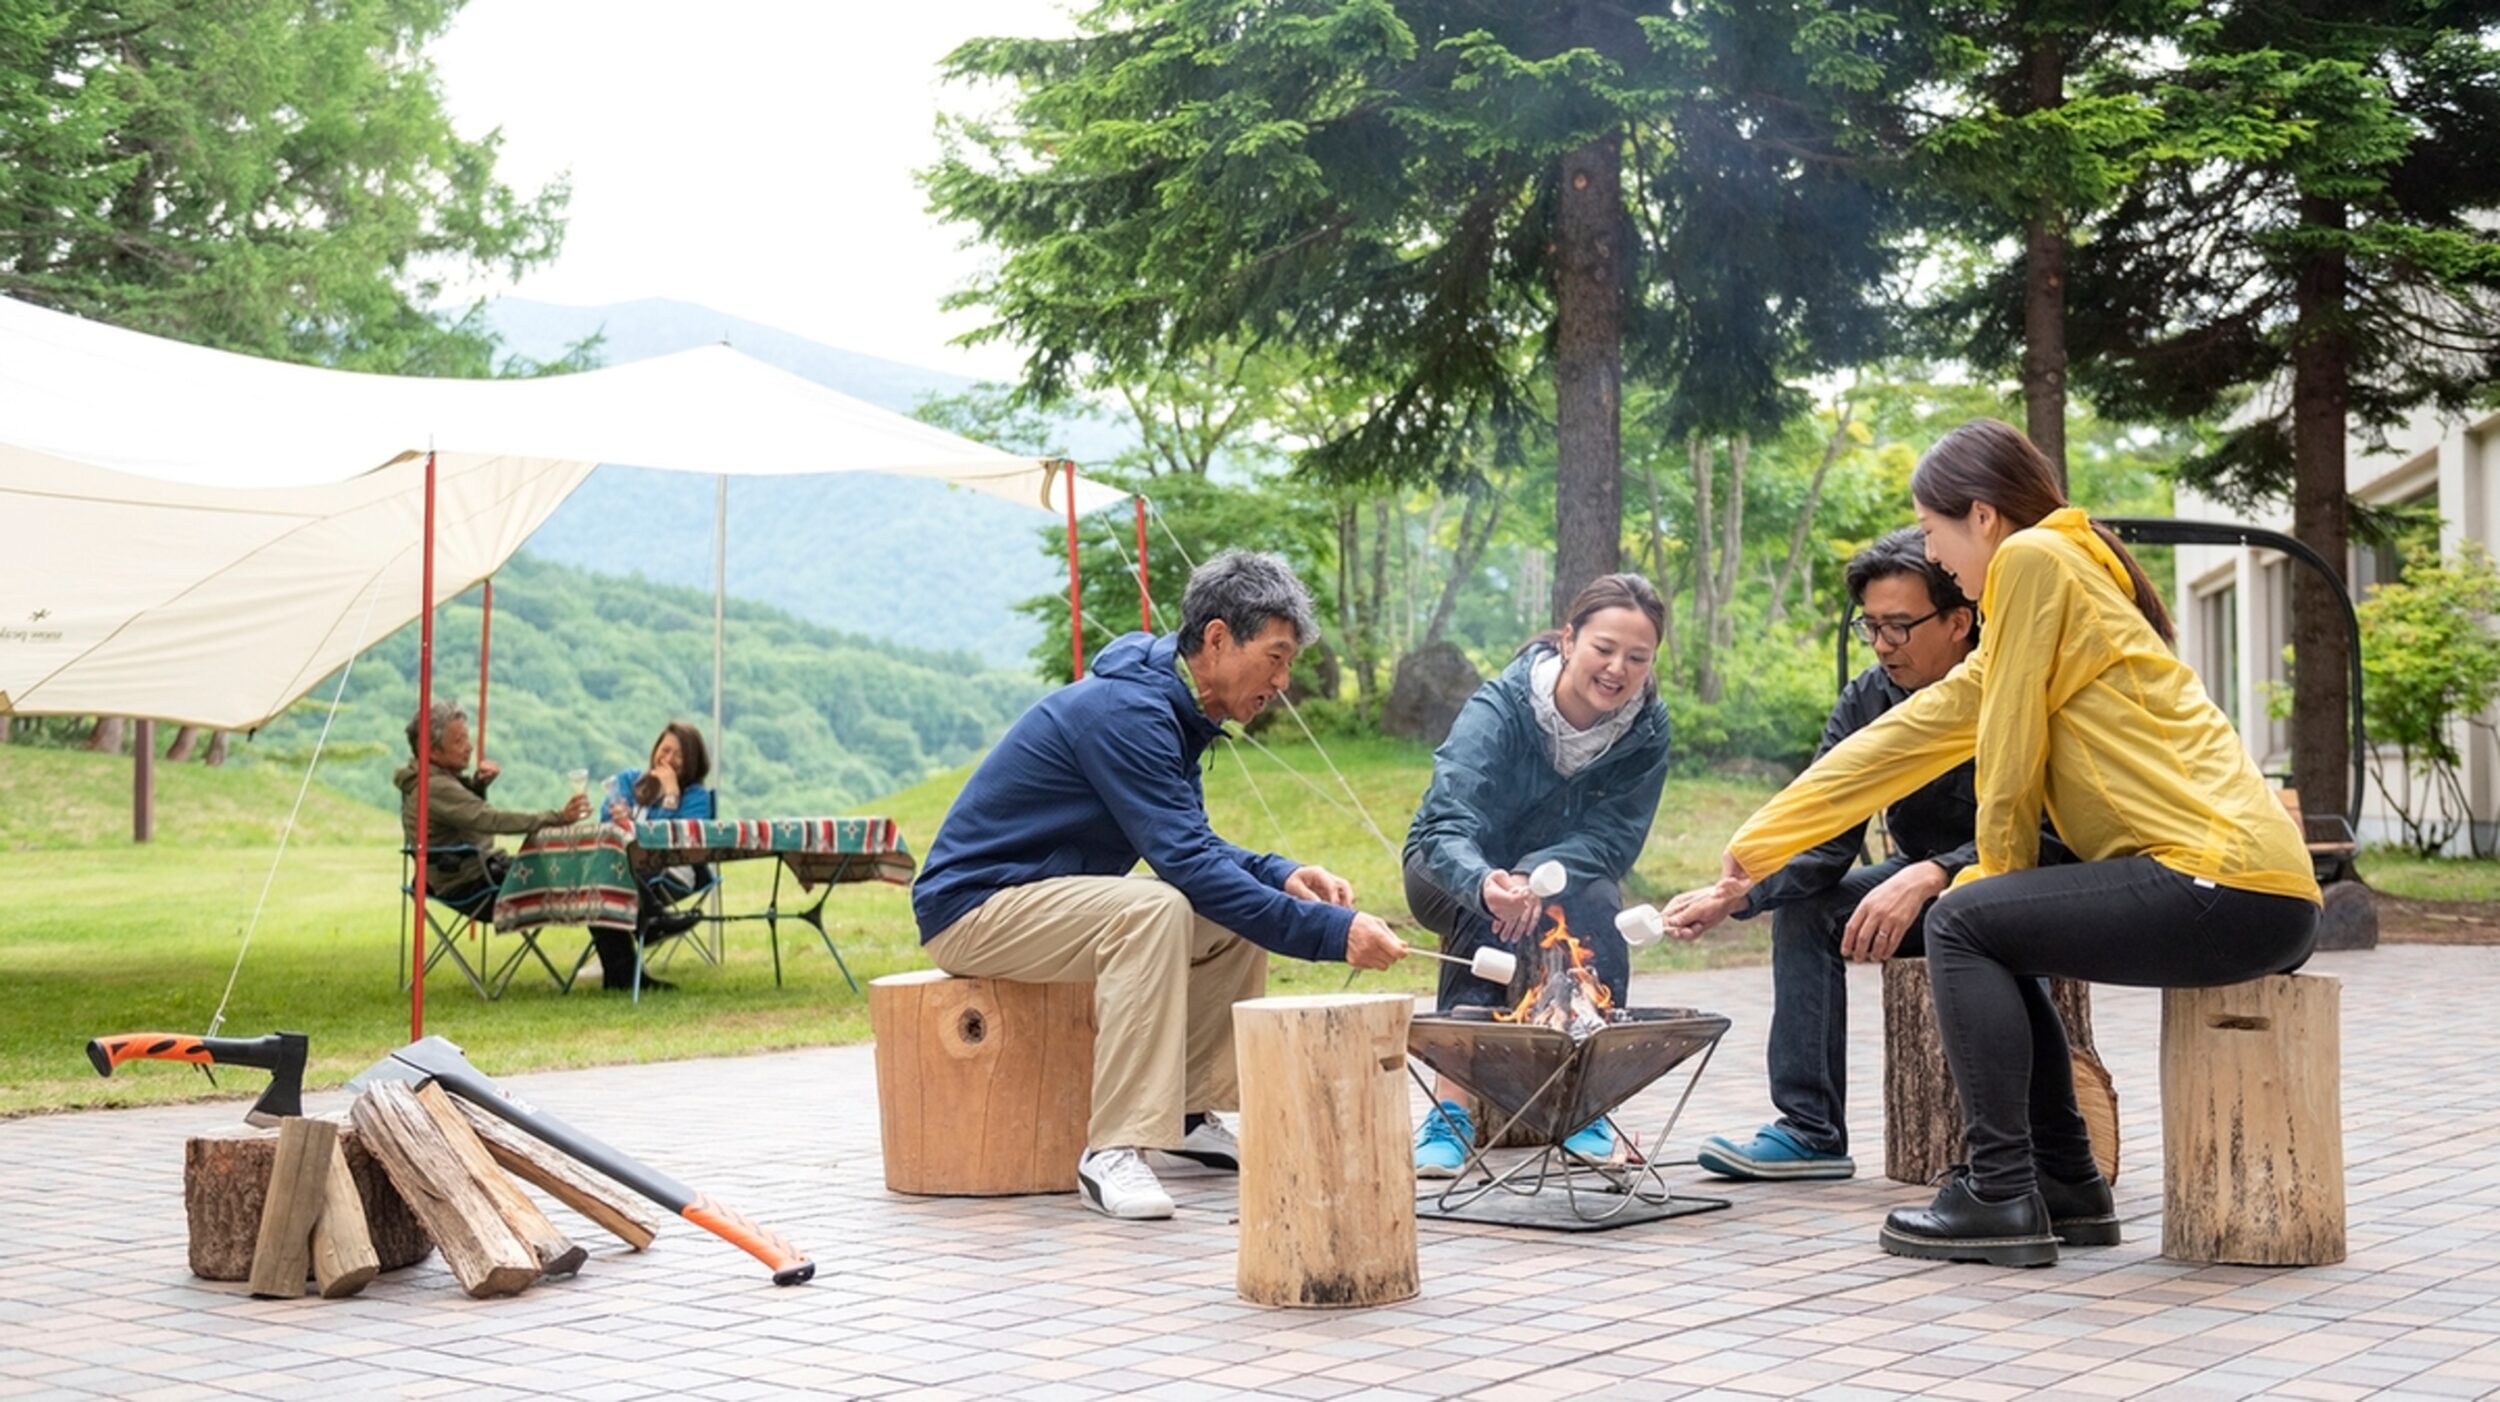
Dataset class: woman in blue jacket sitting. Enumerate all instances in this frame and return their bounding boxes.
[1404,573,1672,1172]
[591,720,717,992]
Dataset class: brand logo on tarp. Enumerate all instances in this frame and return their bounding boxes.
[1,607,63,643]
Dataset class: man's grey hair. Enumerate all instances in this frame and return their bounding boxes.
[1177,550,1319,657]
[406,699,466,758]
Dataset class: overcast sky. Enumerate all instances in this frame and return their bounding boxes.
[432,1,1076,382]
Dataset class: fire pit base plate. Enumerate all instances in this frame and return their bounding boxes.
[1416,1187,1728,1234]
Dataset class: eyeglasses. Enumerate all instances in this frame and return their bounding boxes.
[1849,609,1941,647]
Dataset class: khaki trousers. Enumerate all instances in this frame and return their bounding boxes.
[925,875,1268,1152]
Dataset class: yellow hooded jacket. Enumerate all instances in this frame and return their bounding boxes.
[1728,509,2320,905]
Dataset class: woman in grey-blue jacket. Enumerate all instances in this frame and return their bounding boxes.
[1404,572,1671,1171]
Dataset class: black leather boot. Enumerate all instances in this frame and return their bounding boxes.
[1880,1170,2059,1267]
[2038,1167,2121,1246]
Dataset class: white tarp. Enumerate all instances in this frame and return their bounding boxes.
[0,296,1123,729]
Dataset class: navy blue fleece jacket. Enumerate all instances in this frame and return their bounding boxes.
[911,632,1355,962]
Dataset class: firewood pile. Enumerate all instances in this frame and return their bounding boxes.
[190,1082,661,1300]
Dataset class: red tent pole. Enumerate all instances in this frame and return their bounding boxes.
[1064,460,1084,678]
[412,450,437,1043]
[1135,495,1150,631]
[475,576,492,763]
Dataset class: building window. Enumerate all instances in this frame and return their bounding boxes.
[2198,582,2240,725]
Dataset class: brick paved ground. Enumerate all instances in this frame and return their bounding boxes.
[3,945,2494,1400]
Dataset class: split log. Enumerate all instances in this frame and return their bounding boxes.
[452,1100,658,1250]
[870,971,1095,1195]
[350,1082,541,1298]
[1233,994,1418,1309]
[185,1124,431,1282]
[2161,974,2345,1265]
[1882,958,2117,1185]
[310,1141,380,1298]
[414,1084,586,1277]
[246,1117,337,1298]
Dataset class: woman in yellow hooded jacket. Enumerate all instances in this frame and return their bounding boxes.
[1663,419,2320,1268]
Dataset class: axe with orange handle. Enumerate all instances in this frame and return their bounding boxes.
[86,1031,306,1127]
[348,1035,814,1286]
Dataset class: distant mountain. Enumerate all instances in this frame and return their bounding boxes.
[483,297,1132,671]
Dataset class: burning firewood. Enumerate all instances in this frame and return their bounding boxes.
[1494,906,1615,1041]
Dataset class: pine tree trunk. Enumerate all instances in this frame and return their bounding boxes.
[165,725,201,762]
[1691,436,1721,703]
[203,731,230,766]
[2020,34,2070,487]
[1425,487,1504,647]
[1551,131,1625,624]
[86,716,125,753]
[1368,498,1391,701]
[2291,195,2353,824]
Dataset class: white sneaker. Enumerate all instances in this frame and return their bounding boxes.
[1077,1148,1175,1220]
[1151,1114,1241,1173]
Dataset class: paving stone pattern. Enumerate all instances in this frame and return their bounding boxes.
[3,947,2495,1399]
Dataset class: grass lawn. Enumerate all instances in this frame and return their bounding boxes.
[1,737,1779,1117]
[2355,846,2500,903]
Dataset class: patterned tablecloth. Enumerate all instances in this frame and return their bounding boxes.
[491,817,914,935]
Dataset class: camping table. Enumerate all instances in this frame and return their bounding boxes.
[629,817,915,992]
[492,817,913,994]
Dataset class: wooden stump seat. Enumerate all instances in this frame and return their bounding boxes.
[869,971,1095,1196]
[1882,958,2119,1185]
[1233,993,1418,1309]
[2161,973,2346,1265]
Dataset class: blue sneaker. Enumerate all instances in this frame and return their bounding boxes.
[1695,1124,1856,1181]
[1562,1119,1615,1161]
[1414,1100,1474,1179]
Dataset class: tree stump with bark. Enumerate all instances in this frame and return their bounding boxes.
[185,1124,432,1281]
[1882,958,2117,1185]
[2161,974,2345,1265]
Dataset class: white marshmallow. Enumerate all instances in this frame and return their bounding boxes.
[1527,860,1567,898]
[1470,946,1519,985]
[1616,904,1666,948]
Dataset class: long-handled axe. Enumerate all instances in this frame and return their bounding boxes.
[86,1031,306,1127]
[347,1036,814,1286]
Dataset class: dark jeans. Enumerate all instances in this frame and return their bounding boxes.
[426,850,511,920]
[1924,856,2318,1199]
[1403,852,1630,1013]
[590,867,713,989]
[1766,856,1929,1156]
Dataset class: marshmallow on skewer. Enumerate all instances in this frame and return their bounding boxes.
[1616,903,1666,948]
[1527,860,1567,898]
[1469,946,1518,985]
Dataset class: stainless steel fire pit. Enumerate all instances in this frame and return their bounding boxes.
[1405,1006,1733,1232]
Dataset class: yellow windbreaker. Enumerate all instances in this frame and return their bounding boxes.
[1728,509,2320,905]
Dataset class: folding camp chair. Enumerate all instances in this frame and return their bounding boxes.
[398,845,503,1001]
[641,863,722,976]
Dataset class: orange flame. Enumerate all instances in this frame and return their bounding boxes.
[1494,904,1615,1027]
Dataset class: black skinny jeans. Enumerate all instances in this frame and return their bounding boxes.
[1923,855,2318,1199]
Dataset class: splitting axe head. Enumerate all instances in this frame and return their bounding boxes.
[85,1031,308,1127]
[349,1036,815,1286]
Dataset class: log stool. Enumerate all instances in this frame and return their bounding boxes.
[185,1123,432,1282]
[2161,973,2345,1265]
[1882,958,2118,1184]
[869,971,1095,1195]
[1233,993,1417,1309]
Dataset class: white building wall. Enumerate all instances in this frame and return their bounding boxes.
[2170,406,2500,853]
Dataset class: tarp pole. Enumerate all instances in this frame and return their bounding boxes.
[412,449,436,1044]
[1136,496,1150,632]
[1064,460,1084,678]
[132,719,153,843]
[475,577,492,763]
[711,474,727,953]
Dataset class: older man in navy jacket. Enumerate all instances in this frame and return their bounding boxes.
[913,550,1408,1221]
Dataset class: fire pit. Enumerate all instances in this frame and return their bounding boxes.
[1406,1006,1732,1232]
